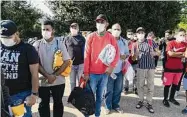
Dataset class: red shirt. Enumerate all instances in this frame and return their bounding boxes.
[84,32,120,75]
[165,40,187,72]
[128,41,136,64]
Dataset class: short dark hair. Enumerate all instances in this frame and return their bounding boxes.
[148,31,155,36]
[42,20,54,28]
[165,30,172,34]
[126,29,133,33]
[178,28,186,33]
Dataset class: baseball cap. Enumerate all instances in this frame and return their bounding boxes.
[95,14,108,22]
[136,27,145,33]
[70,23,79,28]
[1,20,17,37]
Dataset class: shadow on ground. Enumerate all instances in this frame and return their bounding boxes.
[32,110,77,117]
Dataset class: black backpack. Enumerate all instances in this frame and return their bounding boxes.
[68,81,95,116]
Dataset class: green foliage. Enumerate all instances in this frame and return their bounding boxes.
[178,22,187,29]
[1,1,42,39]
[47,1,182,37]
[178,1,187,29]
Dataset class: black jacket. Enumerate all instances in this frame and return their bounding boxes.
[65,34,85,65]
[1,70,11,117]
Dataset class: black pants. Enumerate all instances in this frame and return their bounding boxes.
[176,62,186,91]
[154,56,159,68]
[38,84,65,117]
[162,58,166,69]
[161,58,166,80]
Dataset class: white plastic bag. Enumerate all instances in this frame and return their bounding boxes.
[97,44,116,66]
[122,59,135,86]
[124,65,135,86]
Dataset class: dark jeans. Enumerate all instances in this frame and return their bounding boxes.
[38,84,65,117]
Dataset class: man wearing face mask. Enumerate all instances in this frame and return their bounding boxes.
[33,20,70,117]
[159,30,175,69]
[84,14,119,117]
[147,31,159,69]
[126,29,134,41]
[0,20,39,116]
[104,23,129,115]
[162,28,187,108]
[64,23,85,91]
[126,33,139,95]
[125,30,139,94]
[132,27,160,114]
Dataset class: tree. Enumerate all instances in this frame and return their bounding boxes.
[47,1,182,37]
[1,1,42,39]
[178,1,187,29]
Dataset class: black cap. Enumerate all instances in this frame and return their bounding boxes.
[1,20,17,37]
[95,14,108,22]
[136,27,145,33]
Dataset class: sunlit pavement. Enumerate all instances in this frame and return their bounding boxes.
[32,63,186,117]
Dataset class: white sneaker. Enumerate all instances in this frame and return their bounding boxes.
[105,109,111,115]
[175,91,179,97]
[114,108,124,114]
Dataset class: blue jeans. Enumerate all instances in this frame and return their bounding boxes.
[70,64,84,91]
[105,71,123,110]
[86,74,108,117]
[10,90,32,117]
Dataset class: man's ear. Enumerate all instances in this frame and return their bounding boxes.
[106,22,109,27]
[15,31,20,36]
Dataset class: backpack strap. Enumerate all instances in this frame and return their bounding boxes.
[37,40,41,52]
[121,38,126,46]
[56,39,59,50]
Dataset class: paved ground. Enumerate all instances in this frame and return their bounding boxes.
[32,64,186,117]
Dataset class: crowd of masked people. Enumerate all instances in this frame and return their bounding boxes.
[1,14,187,117]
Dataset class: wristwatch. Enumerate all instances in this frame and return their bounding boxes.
[32,92,39,96]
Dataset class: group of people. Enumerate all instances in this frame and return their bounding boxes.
[0,13,187,117]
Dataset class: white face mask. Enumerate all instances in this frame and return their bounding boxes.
[137,34,145,42]
[134,37,138,40]
[127,35,133,39]
[42,31,52,40]
[0,37,16,47]
[112,30,121,38]
[96,23,105,33]
[70,28,78,36]
[176,36,185,42]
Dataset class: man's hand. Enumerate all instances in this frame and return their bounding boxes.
[25,94,37,106]
[105,66,114,75]
[47,74,56,84]
[120,55,126,60]
[84,74,89,82]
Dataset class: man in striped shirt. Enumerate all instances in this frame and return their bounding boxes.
[132,27,160,114]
